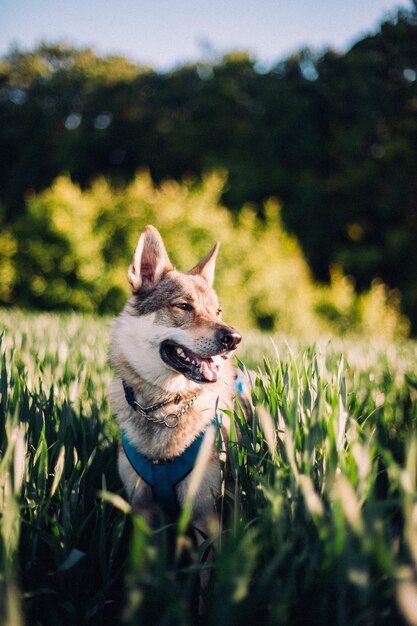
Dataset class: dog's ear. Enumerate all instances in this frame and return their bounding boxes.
[128,225,173,293]
[189,242,220,287]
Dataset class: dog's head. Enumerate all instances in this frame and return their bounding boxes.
[113,225,241,391]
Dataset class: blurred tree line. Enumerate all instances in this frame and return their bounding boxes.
[0,6,416,331]
[0,171,407,338]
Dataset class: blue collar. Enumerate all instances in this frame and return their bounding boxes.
[122,422,217,515]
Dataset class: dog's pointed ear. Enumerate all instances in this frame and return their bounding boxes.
[128,225,173,293]
[189,242,220,287]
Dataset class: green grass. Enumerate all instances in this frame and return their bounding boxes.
[1,308,417,625]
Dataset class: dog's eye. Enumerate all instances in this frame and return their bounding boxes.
[217,307,222,316]
[175,302,193,312]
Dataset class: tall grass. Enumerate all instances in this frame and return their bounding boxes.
[1,309,417,625]
[0,311,127,625]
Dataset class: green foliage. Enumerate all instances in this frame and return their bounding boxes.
[0,228,17,303]
[0,43,146,88]
[1,13,417,327]
[316,267,409,339]
[0,310,125,625]
[3,172,408,338]
[1,309,417,625]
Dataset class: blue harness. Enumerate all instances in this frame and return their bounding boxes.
[122,375,243,515]
[122,427,213,514]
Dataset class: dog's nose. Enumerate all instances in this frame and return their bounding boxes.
[218,329,242,351]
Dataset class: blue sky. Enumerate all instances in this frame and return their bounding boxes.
[0,0,410,70]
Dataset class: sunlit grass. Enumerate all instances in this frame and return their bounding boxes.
[1,308,417,625]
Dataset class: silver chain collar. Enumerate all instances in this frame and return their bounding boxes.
[130,392,199,429]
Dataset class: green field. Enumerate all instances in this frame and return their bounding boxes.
[1,309,417,626]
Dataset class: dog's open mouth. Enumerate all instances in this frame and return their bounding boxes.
[160,341,228,383]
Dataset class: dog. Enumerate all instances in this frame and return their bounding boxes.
[109,225,247,539]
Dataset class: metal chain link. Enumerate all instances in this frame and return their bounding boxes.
[133,396,176,415]
[134,394,199,429]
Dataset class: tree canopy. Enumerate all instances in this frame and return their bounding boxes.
[1,7,416,330]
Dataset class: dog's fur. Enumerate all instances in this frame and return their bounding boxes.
[109,225,245,535]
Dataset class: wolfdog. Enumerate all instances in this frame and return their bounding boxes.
[109,225,246,538]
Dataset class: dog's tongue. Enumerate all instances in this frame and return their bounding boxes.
[200,357,220,382]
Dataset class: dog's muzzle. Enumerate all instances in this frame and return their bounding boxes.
[160,329,241,384]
